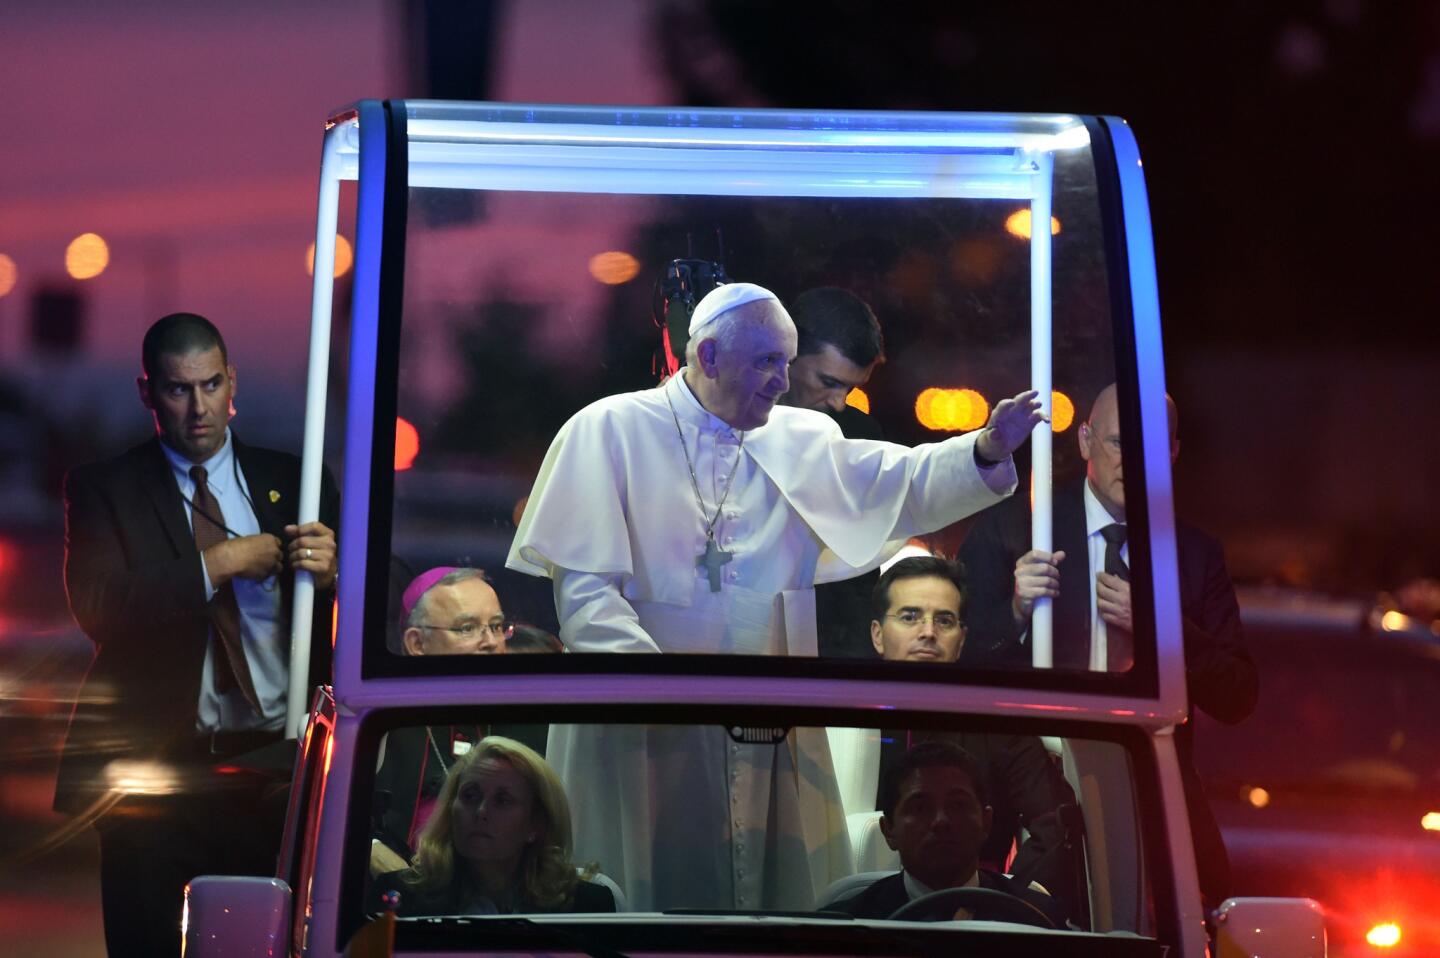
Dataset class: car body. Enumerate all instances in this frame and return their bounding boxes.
[181,101,1324,958]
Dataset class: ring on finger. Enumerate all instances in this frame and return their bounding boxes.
[305,547,313,560]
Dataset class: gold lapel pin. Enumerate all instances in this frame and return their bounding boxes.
[268,490,281,503]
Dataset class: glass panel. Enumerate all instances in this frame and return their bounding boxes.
[355,713,1149,943]
[376,106,1141,681]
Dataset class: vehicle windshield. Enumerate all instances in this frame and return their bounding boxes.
[356,104,1161,692]
[344,708,1163,953]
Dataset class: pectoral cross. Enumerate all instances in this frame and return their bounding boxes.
[697,534,733,592]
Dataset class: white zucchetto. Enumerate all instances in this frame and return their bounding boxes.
[687,282,782,336]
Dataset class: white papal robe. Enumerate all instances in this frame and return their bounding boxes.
[505,373,1016,912]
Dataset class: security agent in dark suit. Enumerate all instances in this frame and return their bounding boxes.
[828,740,1066,926]
[779,287,885,658]
[868,557,1079,912]
[57,313,339,957]
[959,384,1257,903]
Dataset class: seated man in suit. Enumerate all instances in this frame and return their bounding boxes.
[373,568,547,874]
[400,566,509,656]
[827,740,1066,926]
[869,556,1078,911]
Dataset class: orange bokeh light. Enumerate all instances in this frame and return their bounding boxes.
[915,388,989,432]
[588,251,641,285]
[1051,391,1075,432]
[1421,811,1440,832]
[1004,209,1062,240]
[845,388,870,414]
[1247,786,1271,809]
[65,233,109,280]
[395,417,419,471]
[0,253,17,297]
[306,235,353,278]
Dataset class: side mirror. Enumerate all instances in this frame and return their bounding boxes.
[182,875,291,957]
[1213,897,1326,958]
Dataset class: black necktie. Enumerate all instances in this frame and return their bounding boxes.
[190,465,261,713]
[1099,523,1133,671]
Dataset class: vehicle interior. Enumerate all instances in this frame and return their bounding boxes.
[337,706,1171,956]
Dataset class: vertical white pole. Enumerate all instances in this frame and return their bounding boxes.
[1029,151,1055,669]
[287,124,345,739]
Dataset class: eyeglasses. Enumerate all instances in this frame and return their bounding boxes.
[884,610,962,632]
[417,619,512,640]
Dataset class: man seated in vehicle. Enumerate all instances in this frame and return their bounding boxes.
[827,741,1066,926]
[374,568,525,874]
[400,566,510,655]
[868,557,1079,912]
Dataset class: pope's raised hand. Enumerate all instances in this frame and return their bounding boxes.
[976,389,1045,461]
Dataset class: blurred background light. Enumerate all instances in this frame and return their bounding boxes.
[588,250,640,285]
[395,416,419,471]
[1380,610,1409,632]
[1004,209,1062,240]
[104,759,180,796]
[845,387,870,414]
[305,235,353,278]
[0,253,17,297]
[1421,811,1440,832]
[1246,786,1271,808]
[914,388,941,430]
[1051,390,1075,431]
[915,387,989,432]
[64,233,109,280]
[1365,922,1401,948]
[948,237,1003,286]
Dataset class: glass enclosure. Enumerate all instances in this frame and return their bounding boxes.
[344,103,1158,693]
[345,706,1161,950]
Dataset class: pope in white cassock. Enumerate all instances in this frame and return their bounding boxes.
[506,283,1042,912]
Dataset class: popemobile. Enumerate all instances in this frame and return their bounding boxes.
[181,101,1326,958]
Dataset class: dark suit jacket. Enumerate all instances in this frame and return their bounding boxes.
[828,869,1066,927]
[55,436,339,815]
[957,479,1258,898]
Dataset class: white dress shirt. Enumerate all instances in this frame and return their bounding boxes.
[160,430,286,732]
[1082,481,1128,673]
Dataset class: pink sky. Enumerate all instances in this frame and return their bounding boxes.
[0,0,664,384]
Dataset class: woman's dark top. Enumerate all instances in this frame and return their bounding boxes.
[367,869,617,916]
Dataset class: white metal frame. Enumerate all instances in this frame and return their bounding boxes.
[289,102,1203,956]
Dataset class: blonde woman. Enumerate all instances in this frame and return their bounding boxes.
[370,736,616,915]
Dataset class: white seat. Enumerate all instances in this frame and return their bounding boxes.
[825,727,881,818]
[846,811,900,873]
[580,868,629,912]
